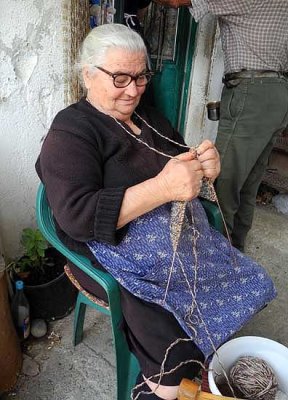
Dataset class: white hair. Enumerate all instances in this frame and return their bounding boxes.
[77,23,148,78]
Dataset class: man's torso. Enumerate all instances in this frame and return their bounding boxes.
[191,0,288,73]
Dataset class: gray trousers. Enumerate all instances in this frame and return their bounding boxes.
[215,76,288,250]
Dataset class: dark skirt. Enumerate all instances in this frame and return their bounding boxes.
[69,262,204,385]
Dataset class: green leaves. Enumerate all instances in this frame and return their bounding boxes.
[14,228,49,272]
[21,228,48,262]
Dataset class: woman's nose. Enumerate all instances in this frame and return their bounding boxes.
[125,80,140,96]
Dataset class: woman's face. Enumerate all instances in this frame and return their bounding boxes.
[83,48,147,121]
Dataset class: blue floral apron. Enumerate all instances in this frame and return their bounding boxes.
[88,199,276,357]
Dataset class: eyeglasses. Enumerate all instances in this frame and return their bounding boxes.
[94,66,154,88]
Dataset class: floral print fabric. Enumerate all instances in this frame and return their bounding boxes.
[88,199,276,357]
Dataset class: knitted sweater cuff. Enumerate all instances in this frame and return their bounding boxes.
[94,187,128,245]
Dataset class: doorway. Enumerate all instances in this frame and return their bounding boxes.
[143,4,197,133]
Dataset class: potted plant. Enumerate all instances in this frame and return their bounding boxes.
[9,228,77,320]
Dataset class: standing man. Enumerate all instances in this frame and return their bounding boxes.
[154,0,288,251]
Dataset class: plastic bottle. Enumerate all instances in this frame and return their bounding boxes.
[11,280,31,340]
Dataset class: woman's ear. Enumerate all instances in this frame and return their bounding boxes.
[82,67,92,90]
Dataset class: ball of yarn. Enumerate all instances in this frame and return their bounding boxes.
[230,356,278,400]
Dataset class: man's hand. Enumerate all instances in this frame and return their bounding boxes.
[153,0,191,8]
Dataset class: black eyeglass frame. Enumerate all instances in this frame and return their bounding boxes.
[94,65,154,88]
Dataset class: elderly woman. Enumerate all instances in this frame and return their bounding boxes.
[36,24,275,400]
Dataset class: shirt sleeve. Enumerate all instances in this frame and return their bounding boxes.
[190,0,251,21]
[38,128,127,246]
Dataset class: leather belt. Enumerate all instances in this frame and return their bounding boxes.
[224,70,288,81]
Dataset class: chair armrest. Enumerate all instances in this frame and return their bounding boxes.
[200,198,223,233]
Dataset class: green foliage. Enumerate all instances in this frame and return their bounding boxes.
[13,228,49,273]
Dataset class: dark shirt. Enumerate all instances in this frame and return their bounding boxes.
[36,98,184,265]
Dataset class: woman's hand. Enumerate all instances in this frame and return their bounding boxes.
[156,152,204,202]
[196,140,220,182]
[118,144,218,228]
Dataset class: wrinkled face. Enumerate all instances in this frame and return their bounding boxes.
[83,48,147,121]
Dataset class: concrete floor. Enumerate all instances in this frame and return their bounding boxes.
[3,204,288,400]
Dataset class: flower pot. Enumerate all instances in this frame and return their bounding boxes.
[0,271,22,392]
[208,336,288,396]
[12,248,77,321]
[25,269,77,320]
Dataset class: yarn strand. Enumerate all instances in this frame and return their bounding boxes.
[85,98,242,398]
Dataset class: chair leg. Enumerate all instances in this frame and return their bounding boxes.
[73,295,87,346]
[112,325,140,400]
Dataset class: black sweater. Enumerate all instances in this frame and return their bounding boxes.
[36,98,184,264]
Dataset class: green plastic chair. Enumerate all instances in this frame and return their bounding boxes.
[36,183,139,400]
[36,183,223,400]
[200,198,223,234]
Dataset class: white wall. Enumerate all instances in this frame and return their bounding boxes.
[184,15,224,147]
[0,2,223,260]
[0,0,65,258]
